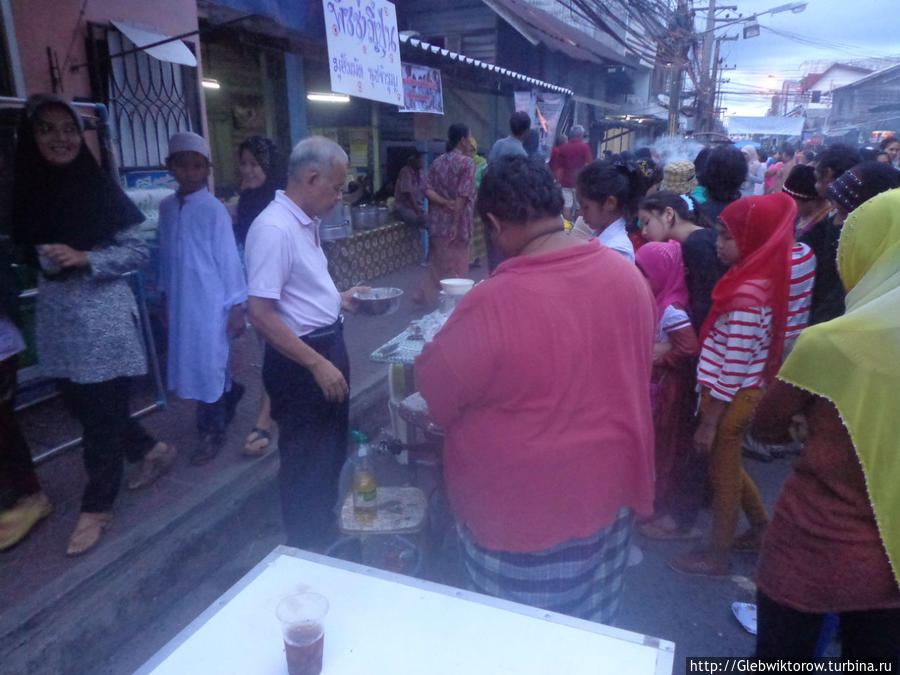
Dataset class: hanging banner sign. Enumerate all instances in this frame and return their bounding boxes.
[536,92,565,158]
[516,90,566,158]
[398,63,444,114]
[322,0,403,106]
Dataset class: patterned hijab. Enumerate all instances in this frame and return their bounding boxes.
[701,193,796,384]
[635,240,689,321]
[778,187,900,582]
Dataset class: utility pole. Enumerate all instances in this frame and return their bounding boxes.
[667,0,693,135]
[698,0,717,133]
[709,35,738,129]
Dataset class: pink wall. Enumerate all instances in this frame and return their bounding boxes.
[11,0,201,100]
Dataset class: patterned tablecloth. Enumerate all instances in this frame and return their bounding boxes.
[369,310,449,365]
[324,220,420,290]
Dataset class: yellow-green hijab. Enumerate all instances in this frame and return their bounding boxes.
[779,187,900,583]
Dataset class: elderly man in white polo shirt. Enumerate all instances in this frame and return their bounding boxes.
[245,136,367,550]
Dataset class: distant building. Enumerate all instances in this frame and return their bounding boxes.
[827,63,900,145]
[769,62,897,143]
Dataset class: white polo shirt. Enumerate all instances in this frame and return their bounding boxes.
[245,191,341,337]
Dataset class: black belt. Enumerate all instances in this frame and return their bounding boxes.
[301,315,344,341]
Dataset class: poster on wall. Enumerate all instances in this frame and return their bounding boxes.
[322,0,404,106]
[536,92,565,158]
[514,91,535,120]
[398,63,444,114]
[515,90,566,160]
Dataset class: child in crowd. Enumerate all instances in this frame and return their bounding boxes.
[159,132,248,465]
[634,241,700,539]
[570,160,647,262]
[638,191,728,332]
[670,193,796,577]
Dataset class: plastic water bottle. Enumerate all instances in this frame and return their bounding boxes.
[351,431,377,522]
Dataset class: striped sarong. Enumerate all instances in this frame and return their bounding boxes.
[457,507,634,625]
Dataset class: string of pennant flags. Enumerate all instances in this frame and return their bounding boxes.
[399,33,573,96]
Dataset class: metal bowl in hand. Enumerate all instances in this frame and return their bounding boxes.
[353,287,404,315]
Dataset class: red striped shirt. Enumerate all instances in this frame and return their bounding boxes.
[786,242,816,342]
[697,306,773,402]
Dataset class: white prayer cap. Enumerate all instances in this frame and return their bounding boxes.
[167,131,210,160]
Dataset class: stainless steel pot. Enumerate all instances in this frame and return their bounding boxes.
[351,205,380,230]
[320,202,352,239]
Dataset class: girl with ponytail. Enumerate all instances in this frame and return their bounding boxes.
[573,160,648,262]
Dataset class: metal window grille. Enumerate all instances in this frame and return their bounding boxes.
[88,23,199,170]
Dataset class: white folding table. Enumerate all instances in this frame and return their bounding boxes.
[136,545,675,675]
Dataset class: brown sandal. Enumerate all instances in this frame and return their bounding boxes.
[66,512,112,556]
[128,442,177,490]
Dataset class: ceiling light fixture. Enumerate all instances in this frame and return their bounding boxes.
[307,92,351,103]
[202,78,221,90]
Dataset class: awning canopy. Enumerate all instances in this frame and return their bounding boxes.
[111,20,197,67]
[573,94,620,111]
[483,0,637,68]
[725,116,804,137]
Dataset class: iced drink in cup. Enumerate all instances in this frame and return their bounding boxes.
[276,592,329,675]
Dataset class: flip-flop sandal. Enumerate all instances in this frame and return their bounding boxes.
[731,601,758,635]
[243,427,271,456]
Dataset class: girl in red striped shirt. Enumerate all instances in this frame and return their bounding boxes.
[670,193,796,577]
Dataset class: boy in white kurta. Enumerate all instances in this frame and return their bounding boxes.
[159,132,248,465]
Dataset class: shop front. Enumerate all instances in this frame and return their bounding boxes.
[198,12,569,290]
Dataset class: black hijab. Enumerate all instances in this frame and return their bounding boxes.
[235,136,284,246]
[12,95,143,258]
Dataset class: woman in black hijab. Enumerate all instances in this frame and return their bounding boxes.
[234,136,285,455]
[234,135,285,247]
[13,94,175,556]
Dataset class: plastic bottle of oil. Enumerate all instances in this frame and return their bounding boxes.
[351,431,377,522]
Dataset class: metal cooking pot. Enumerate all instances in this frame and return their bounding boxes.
[351,204,380,230]
[353,287,403,315]
[320,202,352,240]
[321,201,350,228]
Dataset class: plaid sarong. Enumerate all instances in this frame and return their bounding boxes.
[457,508,634,625]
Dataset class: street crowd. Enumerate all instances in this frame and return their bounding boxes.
[1,94,898,663]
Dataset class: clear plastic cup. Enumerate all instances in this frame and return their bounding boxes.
[276,592,329,675]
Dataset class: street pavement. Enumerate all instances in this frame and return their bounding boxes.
[2,257,799,675]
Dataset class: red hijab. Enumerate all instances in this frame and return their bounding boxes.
[700,193,796,384]
[635,241,689,322]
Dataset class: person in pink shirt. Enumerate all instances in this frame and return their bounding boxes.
[415,156,656,623]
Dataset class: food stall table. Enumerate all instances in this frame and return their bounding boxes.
[369,310,449,442]
[324,220,420,291]
[136,546,675,675]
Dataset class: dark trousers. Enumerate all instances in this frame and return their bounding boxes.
[756,589,900,665]
[263,323,349,550]
[196,396,228,435]
[0,356,41,509]
[195,378,241,435]
[58,377,156,512]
